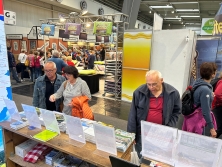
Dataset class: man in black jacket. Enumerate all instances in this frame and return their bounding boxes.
[127,70,181,158]
[7,47,21,83]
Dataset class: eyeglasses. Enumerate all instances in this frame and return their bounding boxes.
[44,69,54,73]
[147,83,158,87]
[65,73,71,77]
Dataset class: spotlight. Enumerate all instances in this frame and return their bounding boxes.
[59,18,66,22]
[171,11,174,13]
[149,11,152,13]
[86,23,91,27]
[81,9,88,16]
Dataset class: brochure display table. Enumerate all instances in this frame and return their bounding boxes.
[0,121,130,167]
[79,74,100,94]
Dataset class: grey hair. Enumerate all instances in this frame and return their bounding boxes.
[45,61,56,69]
[52,50,59,57]
[145,70,162,78]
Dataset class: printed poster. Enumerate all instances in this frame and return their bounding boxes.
[41,24,55,36]
[93,22,113,36]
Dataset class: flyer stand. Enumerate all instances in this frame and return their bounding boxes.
[93,123,117,159]
[64,115,86,148]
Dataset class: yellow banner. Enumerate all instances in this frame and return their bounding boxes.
[122,31,152,102]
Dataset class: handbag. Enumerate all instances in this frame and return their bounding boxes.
[25,59,29,66]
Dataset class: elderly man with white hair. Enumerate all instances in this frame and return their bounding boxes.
[48,50,67,75]
[127,70,181,158]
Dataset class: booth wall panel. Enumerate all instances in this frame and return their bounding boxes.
[150,29,195,96]
[122,31,152,102]
[122,69,147,102]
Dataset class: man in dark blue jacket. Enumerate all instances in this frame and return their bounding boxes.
[7,47,21,83]
[127,70,181,158]
[48,50,67,75]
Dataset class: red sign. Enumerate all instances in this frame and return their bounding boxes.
[0,0,3,15]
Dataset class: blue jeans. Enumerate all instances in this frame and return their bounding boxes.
[29,67,34,82]
[35,67,42,79]
[9,67,20,82]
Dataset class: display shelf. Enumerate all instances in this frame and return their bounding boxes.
[0,121,131,167]
[103,60,122,100]
[9,155,51,167]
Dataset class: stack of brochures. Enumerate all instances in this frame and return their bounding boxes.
[115,129,135,152]
[33,130,59,142]
[81,119,96,144]
[10,120,28,130]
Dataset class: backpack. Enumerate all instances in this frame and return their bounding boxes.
[181,86,200,116]
[29,56,35,67]
[210,78,221,92]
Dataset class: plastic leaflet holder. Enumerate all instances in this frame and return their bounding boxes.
[141,121,177,166]
[4,99,28,130]
[4,99,21,122]
[64,115,86,147]
[33,109,60,142]
[174,130,222,167]
[93,123,117,158]
[21,104,41,129]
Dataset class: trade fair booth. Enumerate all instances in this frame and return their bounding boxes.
[1,0,222,167]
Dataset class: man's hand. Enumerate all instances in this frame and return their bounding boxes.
[49,95,56,102]
[210,128,217,138]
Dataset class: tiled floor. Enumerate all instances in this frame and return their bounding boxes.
[12,78,132,121]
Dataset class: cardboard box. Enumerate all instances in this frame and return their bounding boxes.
[15,139,38,158]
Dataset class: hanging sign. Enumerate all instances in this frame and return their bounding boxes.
[93,22,113,36]
[65,23,81,35]
[41,24,55,36]
[213,3,222,35]
[4,10,16,25]
[201,18,214,35]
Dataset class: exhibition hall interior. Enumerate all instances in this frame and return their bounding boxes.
[0,0,222,167]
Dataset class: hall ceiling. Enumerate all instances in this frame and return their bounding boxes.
[94,0,221,26]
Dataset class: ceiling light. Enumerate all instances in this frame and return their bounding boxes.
[169,24,170,26]
[81,9,88,15]
[164,18,181,20]
[180,16,200,18]
[171,2,198,4]
[150,6,173,9]
[86,23,91,27]
[59,18,66,22]
[176,9,199,12]
[171,11,174,13]
[149,11,152,13]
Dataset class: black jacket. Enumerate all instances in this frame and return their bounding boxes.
[7,51,16,68]
[127,83,181,142]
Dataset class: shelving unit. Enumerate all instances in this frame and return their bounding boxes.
[103,60,122,99]
[9,155,51,167]
[103,18,128,100]
[0,121,131,167]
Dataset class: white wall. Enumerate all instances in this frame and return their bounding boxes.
[163,24,201,35]
[4,0,152,36]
